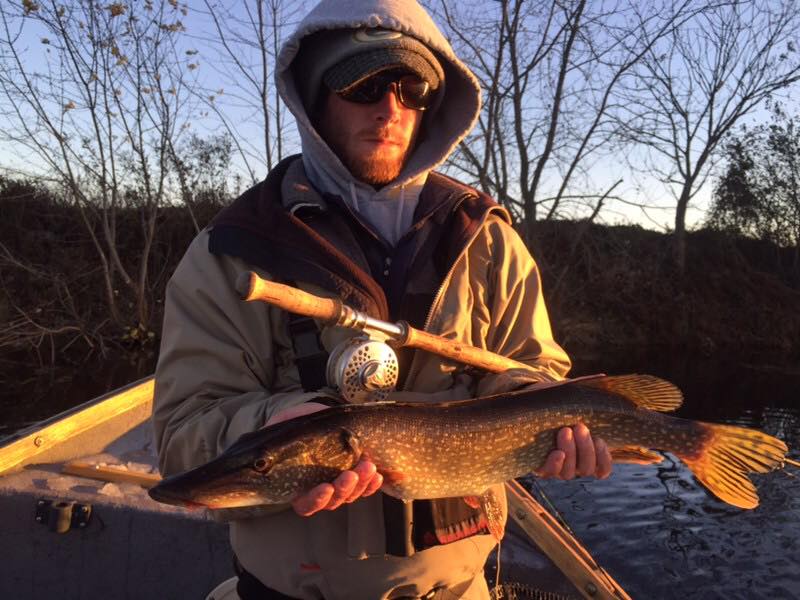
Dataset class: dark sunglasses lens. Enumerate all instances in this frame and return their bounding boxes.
[338,73,432,110]
[398,75,430,110]
[343,76,388,103]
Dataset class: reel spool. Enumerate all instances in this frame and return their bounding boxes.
[326,336,399,403]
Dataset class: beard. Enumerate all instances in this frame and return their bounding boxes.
[315,91,423,187]
[321,119,417,186]
[344,145,406,186]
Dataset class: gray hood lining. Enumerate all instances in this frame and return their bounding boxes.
[275,1,481,196]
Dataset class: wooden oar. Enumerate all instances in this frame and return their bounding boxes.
[62,460,161,489]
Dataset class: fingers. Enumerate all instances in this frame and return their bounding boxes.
[595,438,613,480]
[345,461,383,502]
[536,448,566,478]
[537,425,613,481]
[292,460,382,517]
[573,423,596,477]
[558,426,577,479]
[292,483,335,516]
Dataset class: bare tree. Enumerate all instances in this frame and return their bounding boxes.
[429,0,698,247]
[198,0,307,183]
[709,104,800,267]
[0,0,198,334]
[617,0,800,272]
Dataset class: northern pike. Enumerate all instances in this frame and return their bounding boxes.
[149,374,788,516]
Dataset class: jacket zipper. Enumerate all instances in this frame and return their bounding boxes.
[402,204,504,390]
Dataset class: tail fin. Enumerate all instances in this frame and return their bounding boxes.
[679,423,787,509]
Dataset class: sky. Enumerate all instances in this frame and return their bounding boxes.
[1,0,797,233]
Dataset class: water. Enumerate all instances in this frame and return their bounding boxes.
[0,352,155,438]
[531,350,800,599]
[1,349,798,598]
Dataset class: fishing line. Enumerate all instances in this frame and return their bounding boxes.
[494,539,502,592]
[528,477,577,538]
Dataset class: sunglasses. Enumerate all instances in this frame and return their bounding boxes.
[336,72,432,111]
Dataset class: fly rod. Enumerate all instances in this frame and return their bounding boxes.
[236,271,534,375]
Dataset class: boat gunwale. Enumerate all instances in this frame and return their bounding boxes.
[0,375,154,476]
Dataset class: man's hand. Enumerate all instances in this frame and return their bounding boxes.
[265,402,384,517]
[536,423,612,480]
[291,459,383,516]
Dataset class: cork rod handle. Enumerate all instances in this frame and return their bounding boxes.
[401,327,532,373]
[236,272,343,323]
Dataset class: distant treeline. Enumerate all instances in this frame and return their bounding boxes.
[2,177,799,366]
[3,0,800,284]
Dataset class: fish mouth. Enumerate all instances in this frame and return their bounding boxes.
[149,472,277,510]
[148,483,201,508]
[149,483,241,510]
[149,470,221,508]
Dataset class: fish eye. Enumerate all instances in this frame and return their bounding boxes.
[253,456,273,473]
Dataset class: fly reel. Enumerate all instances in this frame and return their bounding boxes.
[326,336,399,403]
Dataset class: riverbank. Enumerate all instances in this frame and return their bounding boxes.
[534,221,800,364]
[2,180,800,368]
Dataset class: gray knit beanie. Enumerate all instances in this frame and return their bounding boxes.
[293,27,444,110]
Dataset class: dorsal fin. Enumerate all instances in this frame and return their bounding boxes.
[576,374,683,412]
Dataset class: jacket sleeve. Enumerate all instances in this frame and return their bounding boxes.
[473,216,571,397]
[152,230,332,476]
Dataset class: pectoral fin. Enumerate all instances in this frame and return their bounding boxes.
[480,488,505,542]
[462,496,481,509]
[378,468,406,486]
[312,428,361,467]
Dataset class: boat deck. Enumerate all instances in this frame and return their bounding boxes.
[0,418,234,599]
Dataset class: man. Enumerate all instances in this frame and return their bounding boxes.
[153,1,611,598]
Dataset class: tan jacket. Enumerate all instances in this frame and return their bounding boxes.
[152,162,570,599]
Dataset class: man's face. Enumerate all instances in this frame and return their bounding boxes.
[316,80,424,186]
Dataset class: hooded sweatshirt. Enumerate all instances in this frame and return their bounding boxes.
[275,0,482,246]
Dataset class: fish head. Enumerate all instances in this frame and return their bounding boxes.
[149,417,362,510]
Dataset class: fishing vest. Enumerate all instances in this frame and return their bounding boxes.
[208,155,503,556]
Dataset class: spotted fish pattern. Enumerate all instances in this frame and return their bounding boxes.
[150,374,788,512]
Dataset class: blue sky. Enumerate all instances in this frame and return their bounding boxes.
[1,0,797,232]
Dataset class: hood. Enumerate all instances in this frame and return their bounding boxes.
[275,0,481,242]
